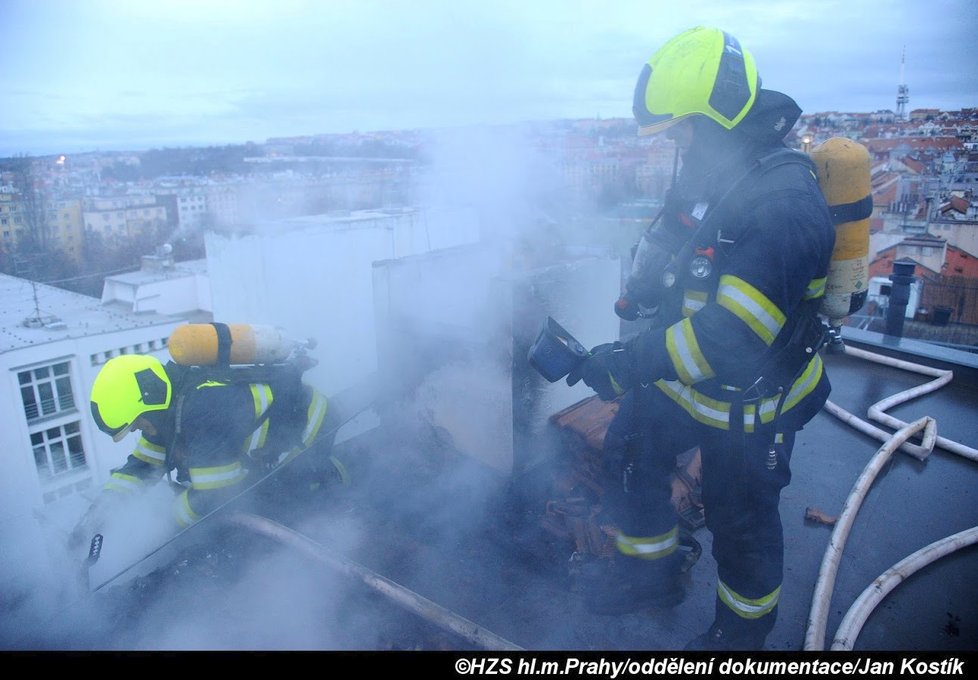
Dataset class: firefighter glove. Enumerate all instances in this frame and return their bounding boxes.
[566,342,635,401]
[68,491,116,550]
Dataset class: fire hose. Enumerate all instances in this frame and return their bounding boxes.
[804,415,937,651]
[225,511,524,651]
[830,525,978,651]
[825,344,978,462]
[806,342,978,651]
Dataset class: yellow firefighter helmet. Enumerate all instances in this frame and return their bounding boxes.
[90,354,171,442]
[633,26,760,136]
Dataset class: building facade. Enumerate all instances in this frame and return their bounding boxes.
[82,195,168,242]
[0,271,209,592]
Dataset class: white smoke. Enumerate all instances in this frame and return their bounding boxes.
[2,83,611,654]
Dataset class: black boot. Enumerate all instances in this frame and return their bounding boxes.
[582,552,685,615]
[685,605,774,651]
[685,621,768,651]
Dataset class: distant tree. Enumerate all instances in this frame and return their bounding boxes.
[134,145,253,179]
[4,154,53,254]
[75,227,164,296]
[99,163,142,182]
[0,155,88,289]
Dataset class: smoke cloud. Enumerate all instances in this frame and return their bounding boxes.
[2,99,619,653]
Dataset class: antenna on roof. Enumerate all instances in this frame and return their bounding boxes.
[14,254,43,326]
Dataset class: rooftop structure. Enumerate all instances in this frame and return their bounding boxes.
[0,274,180,355]
[4,274,976,654]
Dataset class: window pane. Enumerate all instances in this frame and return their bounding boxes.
[34,366,49,379]
[38,383,55,415]
[54,363,69,376]
[18,371,30,385]
[30,432,43,446]
[34,447,50,479]
[67,435,87,469]
[56,376,75,410]
[21,386,38,420]
[50,440,67,473]
[65,421,80,435]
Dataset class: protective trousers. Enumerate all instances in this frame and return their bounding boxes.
[603,385,795,636]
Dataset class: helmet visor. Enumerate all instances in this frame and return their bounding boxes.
[91,401,130,442]
[633,63,688,136]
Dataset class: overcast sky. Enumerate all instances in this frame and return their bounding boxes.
[1,0,976,157]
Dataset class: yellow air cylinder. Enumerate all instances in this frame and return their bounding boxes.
[168,323,294,366]
[809,137,872,324]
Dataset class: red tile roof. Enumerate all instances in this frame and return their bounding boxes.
[869,241,978,280]
[864,137,962,154]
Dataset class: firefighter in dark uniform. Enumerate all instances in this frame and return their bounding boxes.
[72,353,345,541]
[568,26,836,650]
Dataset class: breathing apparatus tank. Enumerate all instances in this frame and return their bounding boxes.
[809,137,872,327]
[168,323,312,366]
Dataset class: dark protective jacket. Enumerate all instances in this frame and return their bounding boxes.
[102,364,330,526]
[632,90,836,434]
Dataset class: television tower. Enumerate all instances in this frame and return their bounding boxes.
[896,46,909,121]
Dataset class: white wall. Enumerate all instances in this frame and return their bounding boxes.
[869,231,907,261]
[101,268,212,316]
[931,221,978,257]
[205,224,393,397]
[130,276,204,315]
[203,208,479,397]
[0,321,181,594]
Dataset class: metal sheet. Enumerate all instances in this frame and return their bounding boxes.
[372,244,620,475]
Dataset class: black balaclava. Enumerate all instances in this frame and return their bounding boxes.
[675,88,803,201]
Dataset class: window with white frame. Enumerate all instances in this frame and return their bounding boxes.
[18,360,91,501]
[19,361,75,422]
[31,421,87,482]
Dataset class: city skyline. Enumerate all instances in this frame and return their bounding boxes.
[2,0,977,158]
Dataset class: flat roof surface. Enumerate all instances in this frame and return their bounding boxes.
[0,274,178,354]
[104,259,207,286]
[10,335,978,653]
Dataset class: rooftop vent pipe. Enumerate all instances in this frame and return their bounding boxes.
[885,259,916,338]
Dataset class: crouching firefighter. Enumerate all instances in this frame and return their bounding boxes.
[566,26,835,650]
[71,324,348,547]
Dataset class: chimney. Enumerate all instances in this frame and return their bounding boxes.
[141,243,174,272]
[885,259,916,337]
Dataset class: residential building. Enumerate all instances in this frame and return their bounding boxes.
[930,214,978,257]
[151,185,208,231]
[47,198,85,262]
[82,195,168,243]
[868,237,978,325]
[0,192,85,262]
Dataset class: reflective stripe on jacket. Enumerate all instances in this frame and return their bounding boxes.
[649,147,835,432]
